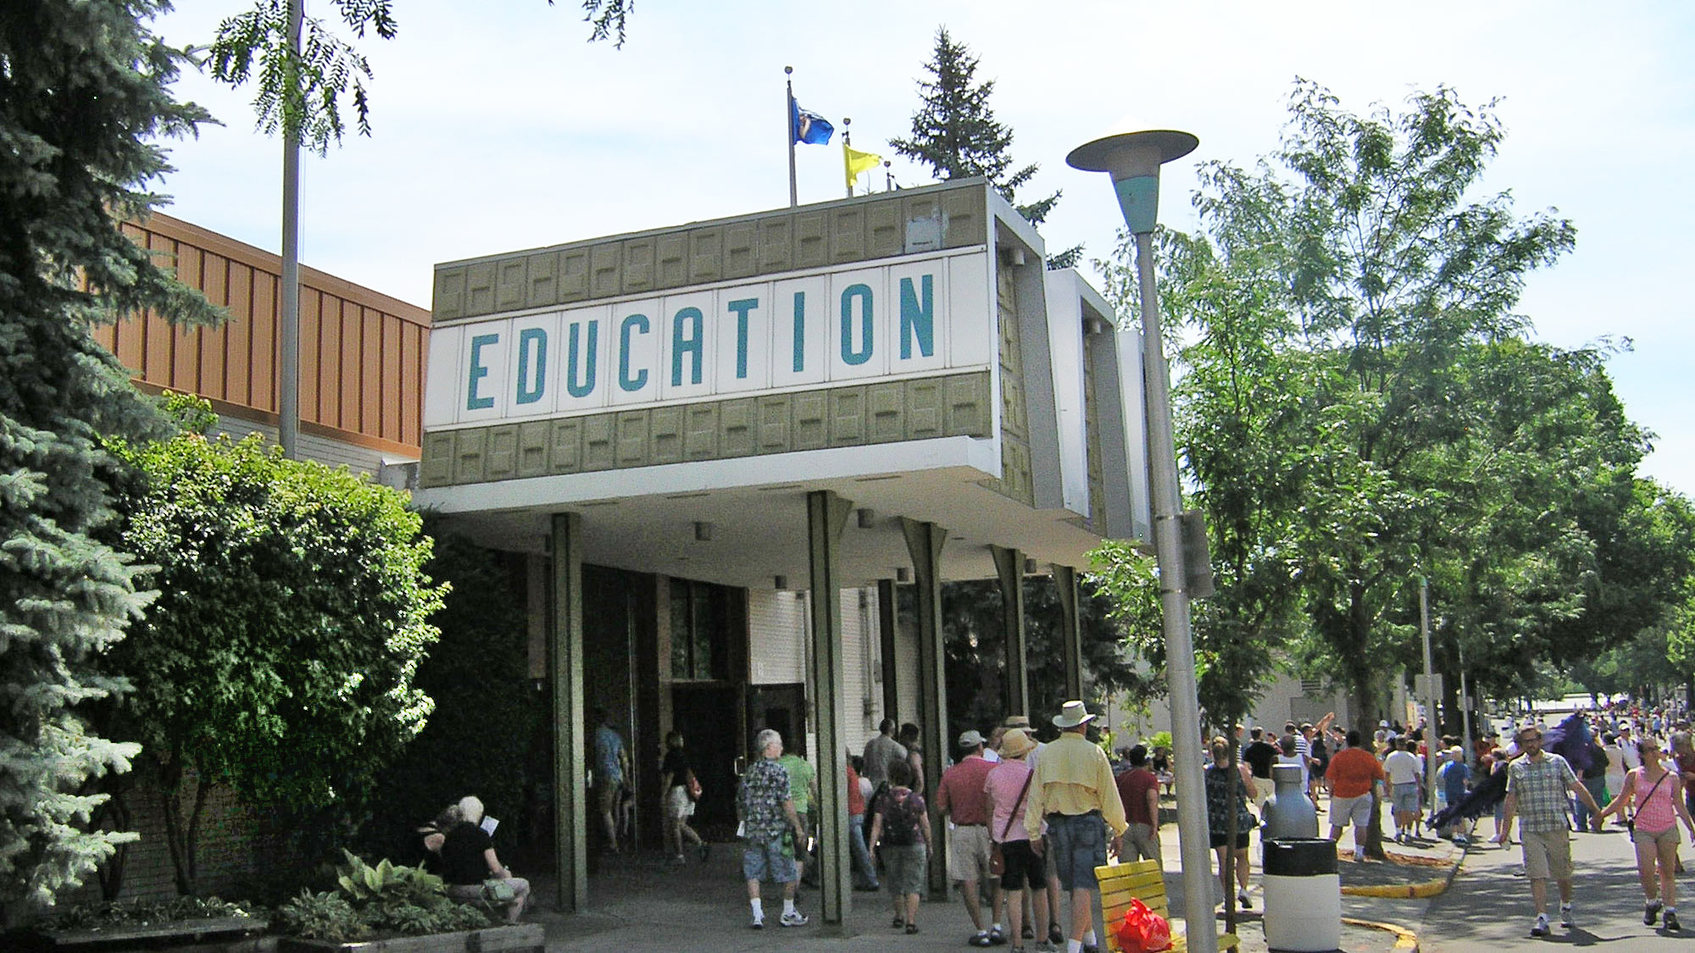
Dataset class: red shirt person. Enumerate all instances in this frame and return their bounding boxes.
[1114,745,1162,862]
[936,730,1003,945]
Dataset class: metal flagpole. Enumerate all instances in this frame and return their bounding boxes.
[842,118,854,198]
[785,66,797,208]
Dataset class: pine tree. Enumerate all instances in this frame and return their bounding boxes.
[890,26,1071,264]
[0,0,217,917]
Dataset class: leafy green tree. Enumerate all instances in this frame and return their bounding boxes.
[360,522,539,866]
[209,0,633,152]
[940,576,1155,741]
[1416,343,1663,720]
[101,420,446,895]
[890,27,1075,265]
[1162,80,1576,723]
[0,0,218,917]
[1092,185,1314,734]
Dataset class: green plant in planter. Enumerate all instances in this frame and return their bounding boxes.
[335,850,444,910]
[273,851,493,941]
[45,896,259,931]
[275,891,365,941]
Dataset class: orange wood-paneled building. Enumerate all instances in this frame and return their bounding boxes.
[94,212,430,477]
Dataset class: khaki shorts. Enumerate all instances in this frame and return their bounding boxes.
[1124,822,1161,862]
[1520,828,1573,881]
[1252,776,1275,810]
[948,824,992,881]
[1633,825,1682,849]
[1328,794,1373,830]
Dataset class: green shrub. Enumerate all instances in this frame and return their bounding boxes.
[359,524,538,863]
[274,852,491,941]
[275,891,364,941]
[44,896,259,931]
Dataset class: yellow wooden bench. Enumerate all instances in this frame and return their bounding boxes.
[1095,859,1239,953]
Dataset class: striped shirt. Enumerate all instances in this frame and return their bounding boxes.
[1506,754,1577,833]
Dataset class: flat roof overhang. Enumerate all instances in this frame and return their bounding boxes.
[410,435,1112,588]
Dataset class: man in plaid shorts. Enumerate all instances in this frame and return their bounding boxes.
[1495,723,1604,937]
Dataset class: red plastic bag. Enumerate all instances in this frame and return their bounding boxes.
[1114,897,1173,953]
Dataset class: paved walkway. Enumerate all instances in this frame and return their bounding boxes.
[524,817,1422,952]
[1410,822,1692,951]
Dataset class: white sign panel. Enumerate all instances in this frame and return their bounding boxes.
[425,250,992,428]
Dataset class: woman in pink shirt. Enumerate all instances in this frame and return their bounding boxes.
[983,728,1049,953]
[1598,737,1695,931]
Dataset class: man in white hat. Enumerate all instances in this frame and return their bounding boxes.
[1026,701,1126,953]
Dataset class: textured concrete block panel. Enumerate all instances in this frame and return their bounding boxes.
[418,372,993,487]
[518,421,551,478]
[486,424,518,480]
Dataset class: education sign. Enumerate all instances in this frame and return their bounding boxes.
[424,248,992,429]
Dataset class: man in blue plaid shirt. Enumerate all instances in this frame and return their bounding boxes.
[1495,723,1603,937]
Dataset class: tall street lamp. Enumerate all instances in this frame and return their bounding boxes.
[1068,129,1216,953]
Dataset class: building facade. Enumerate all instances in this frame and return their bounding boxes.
[413,179,1153,920]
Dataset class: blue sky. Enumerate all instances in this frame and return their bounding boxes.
[151,1,1693,495]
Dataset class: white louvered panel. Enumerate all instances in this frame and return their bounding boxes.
[748,588,805,685]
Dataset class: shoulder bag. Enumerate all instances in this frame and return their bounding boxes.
[989,770,1034,877]
[482,877,517,907]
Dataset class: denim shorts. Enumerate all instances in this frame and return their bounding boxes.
[1045,812,1107,892]
[742,835,797,883]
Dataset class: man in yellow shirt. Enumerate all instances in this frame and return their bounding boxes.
[1026,701,1126,953]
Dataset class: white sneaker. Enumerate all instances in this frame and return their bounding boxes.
[1559,904,1574,928]
[780,910,809,927]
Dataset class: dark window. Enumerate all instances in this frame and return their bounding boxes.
[671,579,731,680]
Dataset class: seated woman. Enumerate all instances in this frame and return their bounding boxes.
[440,795,530,923]
[417,805,459,875]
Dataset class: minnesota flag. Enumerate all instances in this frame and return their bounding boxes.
[792,100,834,145]
[844,143,882,190]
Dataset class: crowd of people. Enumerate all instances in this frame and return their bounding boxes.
[729,703,1134,953]
[419,697,1693,945]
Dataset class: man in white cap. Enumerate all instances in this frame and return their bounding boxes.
[937,729,1003,946]
[1026,701,1126,953]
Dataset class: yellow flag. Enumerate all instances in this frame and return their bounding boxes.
[844,143,882,190]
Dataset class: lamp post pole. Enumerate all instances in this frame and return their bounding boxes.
[1068,130,1215,953]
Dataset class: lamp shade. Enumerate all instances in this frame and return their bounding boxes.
[1066,130,1198,234]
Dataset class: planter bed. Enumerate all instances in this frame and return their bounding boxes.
[26,916,269,952]
[276,924,544,953]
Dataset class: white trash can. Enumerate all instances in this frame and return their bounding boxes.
[1262,837,1341,952]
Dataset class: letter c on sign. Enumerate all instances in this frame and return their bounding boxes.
[619,313,650,392]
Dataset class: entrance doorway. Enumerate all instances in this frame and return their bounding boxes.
[747,683,807,757]
[671,683,741,838]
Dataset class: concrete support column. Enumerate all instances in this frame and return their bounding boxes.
[990,546,1030,720]
[901,518,949,897]
[877,579,899,724]
[549,513,587,913]
[1052,564,1084,701]
[807,490,853,929]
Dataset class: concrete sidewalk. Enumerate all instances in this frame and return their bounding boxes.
[521,815,1429,952]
